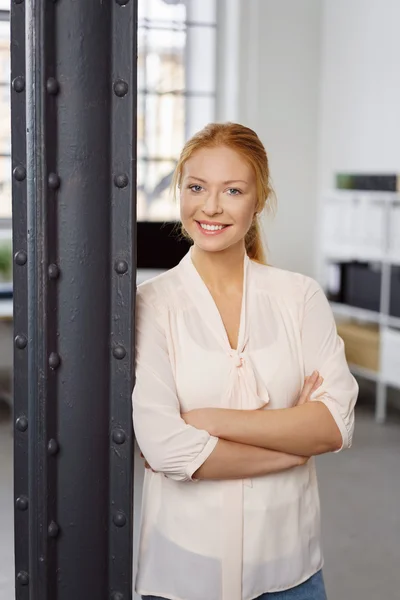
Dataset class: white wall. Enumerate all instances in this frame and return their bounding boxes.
[224,0,323,276]
[217,0,400,277]
[318,0,400,190]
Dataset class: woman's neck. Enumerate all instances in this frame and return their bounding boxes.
[191,243,246,294]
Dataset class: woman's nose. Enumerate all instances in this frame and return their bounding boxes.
[202,192,222,215]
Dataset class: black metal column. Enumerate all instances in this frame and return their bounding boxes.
[11,1,138,599]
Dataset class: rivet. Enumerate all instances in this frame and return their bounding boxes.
[48,439,60,455]
[114,173,129,188]
[16,416,28,432]
[113,345,126,360]
[15,335,27,349]
[113,511,126,528]
[49,352,61,369]
[15,250,27,266]
[13,165,26,181]
[116,0,129,5]
[112,429,126,445]
[113,79,129,97]
[111,592,124,600]
[46,78,59,95]
[48,264,60,279]
[17,571,29,586]
[48,521,60,538]
[16,496,29,511]
[115,260,128,275]
[12,76,25,93]
[48,173,61,189]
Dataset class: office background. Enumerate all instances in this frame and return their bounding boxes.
[1,1,400,599]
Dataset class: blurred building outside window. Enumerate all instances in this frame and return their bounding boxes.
[137,0,217,221]
[0,0,218,226]
[0,2,10,223]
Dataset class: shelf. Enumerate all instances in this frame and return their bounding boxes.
[330,302,400,329]
[349,362,400,390]
[325,190,400,202]
[382,315,400,330]
[330,302,380,324]
[322,187,400,421]
[348,363,380,383]
[323,253,400,265]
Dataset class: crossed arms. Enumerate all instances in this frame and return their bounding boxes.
[132,282,358,482]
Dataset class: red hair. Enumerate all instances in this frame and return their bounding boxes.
[172,122,275,264]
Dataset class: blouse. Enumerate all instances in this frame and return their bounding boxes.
[132,246,358,600]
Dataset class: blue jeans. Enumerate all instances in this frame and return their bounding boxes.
[142,569,327,600]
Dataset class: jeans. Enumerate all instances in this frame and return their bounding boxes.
[142,569,327,600]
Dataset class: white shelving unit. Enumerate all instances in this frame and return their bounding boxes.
[320,189,400,423]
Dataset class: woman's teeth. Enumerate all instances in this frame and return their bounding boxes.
[200,223,226,231]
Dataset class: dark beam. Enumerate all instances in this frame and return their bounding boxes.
[11,1,138,599]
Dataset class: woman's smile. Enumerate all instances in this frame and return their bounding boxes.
[195,220,232,235]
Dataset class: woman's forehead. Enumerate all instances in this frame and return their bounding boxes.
[183,147,254,182]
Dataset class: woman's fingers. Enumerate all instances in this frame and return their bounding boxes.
[298,371,318,404]
[311,375,324,394]
[140,451,152,470]
[297,371,322,405]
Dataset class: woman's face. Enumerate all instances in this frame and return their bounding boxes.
[180,145,257,254]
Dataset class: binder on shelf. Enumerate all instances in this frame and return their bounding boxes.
[336,173,400,192]
[336,321,380,373]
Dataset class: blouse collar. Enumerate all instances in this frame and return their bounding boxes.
[179,246,250,354]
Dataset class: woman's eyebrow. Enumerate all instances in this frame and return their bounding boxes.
[223,179,248,185]
[186,176,207,184]
[186,177,248,185]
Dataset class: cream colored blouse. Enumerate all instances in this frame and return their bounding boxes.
[132,247,358,600]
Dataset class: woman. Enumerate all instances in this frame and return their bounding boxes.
[132,123,358,600]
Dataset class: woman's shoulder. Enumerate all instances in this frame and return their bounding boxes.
[250,260,322,301]
[136,265,184,311]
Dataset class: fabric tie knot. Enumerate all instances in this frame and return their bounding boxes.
[230,352,245,368]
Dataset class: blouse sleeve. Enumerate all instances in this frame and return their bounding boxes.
[132,288,219,481]
[301,278,359,451]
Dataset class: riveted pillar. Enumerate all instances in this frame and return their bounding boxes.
[11,1,138,599]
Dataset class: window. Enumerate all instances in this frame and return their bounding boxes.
[137,0,217,222]
[0,1,218,223]
[0,2,10,220]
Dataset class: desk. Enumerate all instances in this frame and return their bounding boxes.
[0,301,12,319]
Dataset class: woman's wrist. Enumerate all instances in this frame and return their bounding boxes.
[182,408,225,437]
[265,450,308,474]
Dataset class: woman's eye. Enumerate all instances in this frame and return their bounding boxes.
[227,188,241,196]
[189,185,203,193]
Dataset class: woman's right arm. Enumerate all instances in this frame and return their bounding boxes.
[192,441,306,480]
[133,289,306,482]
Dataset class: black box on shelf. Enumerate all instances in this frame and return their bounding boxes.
[343,262,381,312]
[326,261,381,312]
[390,267,400,318]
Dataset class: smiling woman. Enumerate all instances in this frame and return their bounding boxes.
[181,146,256,247]
[172,122,275,266]
[132,121,357,600]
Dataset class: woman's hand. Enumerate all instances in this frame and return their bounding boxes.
[296,370,323,406]
[140,452,155,472]
[181,408,218,435]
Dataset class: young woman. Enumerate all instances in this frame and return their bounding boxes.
[132,123,358,600]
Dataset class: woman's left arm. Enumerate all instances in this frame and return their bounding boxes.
[183,278,359,457]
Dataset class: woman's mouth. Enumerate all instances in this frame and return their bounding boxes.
[195,221,232,236]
